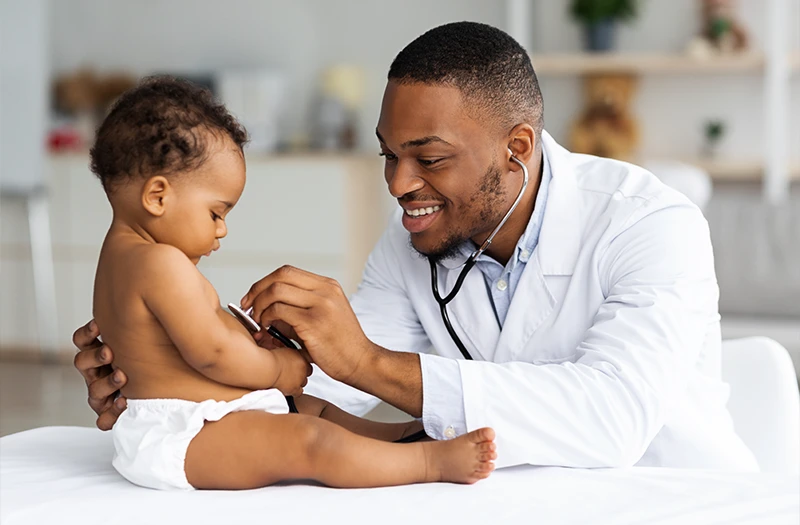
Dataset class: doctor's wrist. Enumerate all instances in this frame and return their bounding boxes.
[353,345,423,417]
[339,339,381,388]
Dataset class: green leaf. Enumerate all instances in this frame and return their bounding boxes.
[569,0,640,25]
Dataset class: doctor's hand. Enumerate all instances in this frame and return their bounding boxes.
[72,319,128,431]
[242,266,375,385]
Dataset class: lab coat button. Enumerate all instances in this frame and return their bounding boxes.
[444,426,457,439]
[496,279,508,291]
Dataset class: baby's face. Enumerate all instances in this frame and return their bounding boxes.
[161,138,246,264]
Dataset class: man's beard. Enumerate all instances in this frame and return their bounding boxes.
[412,161,507,265]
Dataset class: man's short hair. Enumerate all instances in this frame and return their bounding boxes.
[90,76,248,193]
[388,21,544,137]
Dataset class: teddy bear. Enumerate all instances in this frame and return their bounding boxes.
[569,73,640,162]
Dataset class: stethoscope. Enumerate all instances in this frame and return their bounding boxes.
[429,154,529,361]
[235,156,528,442]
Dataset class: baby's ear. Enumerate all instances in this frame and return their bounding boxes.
[141,176,171,217]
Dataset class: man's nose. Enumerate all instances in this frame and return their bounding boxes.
[387,160,425,199]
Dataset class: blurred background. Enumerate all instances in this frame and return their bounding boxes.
[0,0,798,435]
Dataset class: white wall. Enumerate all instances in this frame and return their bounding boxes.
[49,0,504,152]
[49,0,799,160]
[1,0,48,190]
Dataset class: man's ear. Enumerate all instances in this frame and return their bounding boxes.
[141,176,171,217]
[506,123,536,171]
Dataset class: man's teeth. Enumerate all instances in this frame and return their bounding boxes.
[406,205,442,217]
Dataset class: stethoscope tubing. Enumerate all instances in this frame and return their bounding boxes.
[429,155,530,361]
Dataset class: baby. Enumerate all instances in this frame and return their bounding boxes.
[91,77,496,491]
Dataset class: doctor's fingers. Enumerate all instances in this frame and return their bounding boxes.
[72,319,102,351]
[87,368,127,414]
[241,265,340,308]
[74,343,114,385]
[249,281,320,322]
[256,301,312,335]
[96,396,127,432]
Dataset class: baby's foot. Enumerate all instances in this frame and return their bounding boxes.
[424,427,496,484]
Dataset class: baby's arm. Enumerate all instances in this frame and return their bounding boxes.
[138,245,283,390]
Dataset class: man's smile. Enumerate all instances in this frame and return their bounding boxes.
[400,202,445,233]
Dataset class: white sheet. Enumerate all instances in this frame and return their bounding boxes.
[1,426,798,525]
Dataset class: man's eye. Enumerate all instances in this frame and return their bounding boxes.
[418,158,443,167]
[379,152,397,162]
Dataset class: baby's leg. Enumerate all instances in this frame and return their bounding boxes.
[184,411,495,489]
[293,394,424,442]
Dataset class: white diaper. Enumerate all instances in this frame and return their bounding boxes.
[112,389,289,490]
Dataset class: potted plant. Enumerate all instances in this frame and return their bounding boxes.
[702,119,726,158]
[569,0,639,52]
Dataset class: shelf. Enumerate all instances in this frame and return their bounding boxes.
[682,158,800,182]
[530,52,765,75]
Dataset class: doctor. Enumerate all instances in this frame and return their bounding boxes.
[73,22,757,471]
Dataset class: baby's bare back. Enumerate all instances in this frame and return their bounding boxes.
[93,231,251,402]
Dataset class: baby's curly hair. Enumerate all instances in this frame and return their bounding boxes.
[90,76,248,193]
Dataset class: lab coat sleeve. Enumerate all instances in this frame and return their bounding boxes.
[419,353,468,439]
[455,203,718,468]
[305,222,432,416]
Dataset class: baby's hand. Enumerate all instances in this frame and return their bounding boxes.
[271,347,312,398]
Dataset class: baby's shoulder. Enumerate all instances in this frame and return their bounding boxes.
[125,244,215,307]
[114,243,200,286]
[132,243,191,267]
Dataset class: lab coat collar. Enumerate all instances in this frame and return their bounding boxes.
[536,130,581,276]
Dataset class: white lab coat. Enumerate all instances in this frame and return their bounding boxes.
[305,131,759,471]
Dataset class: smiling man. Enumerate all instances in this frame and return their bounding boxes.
[74,22,758,471]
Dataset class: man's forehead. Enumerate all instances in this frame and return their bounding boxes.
[377,81,471,146]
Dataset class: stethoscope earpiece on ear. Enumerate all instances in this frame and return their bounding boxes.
[509,149,523,170]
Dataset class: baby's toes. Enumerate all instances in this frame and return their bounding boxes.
[475,461,495,474]
[466,427,495,444]
[474,471,492,481]
[479,451,498,462]
[478,442,496,453]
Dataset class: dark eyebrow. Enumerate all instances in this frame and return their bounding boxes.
[217,201,234,210]
[401,135,453,149]
[375,129,453,150]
